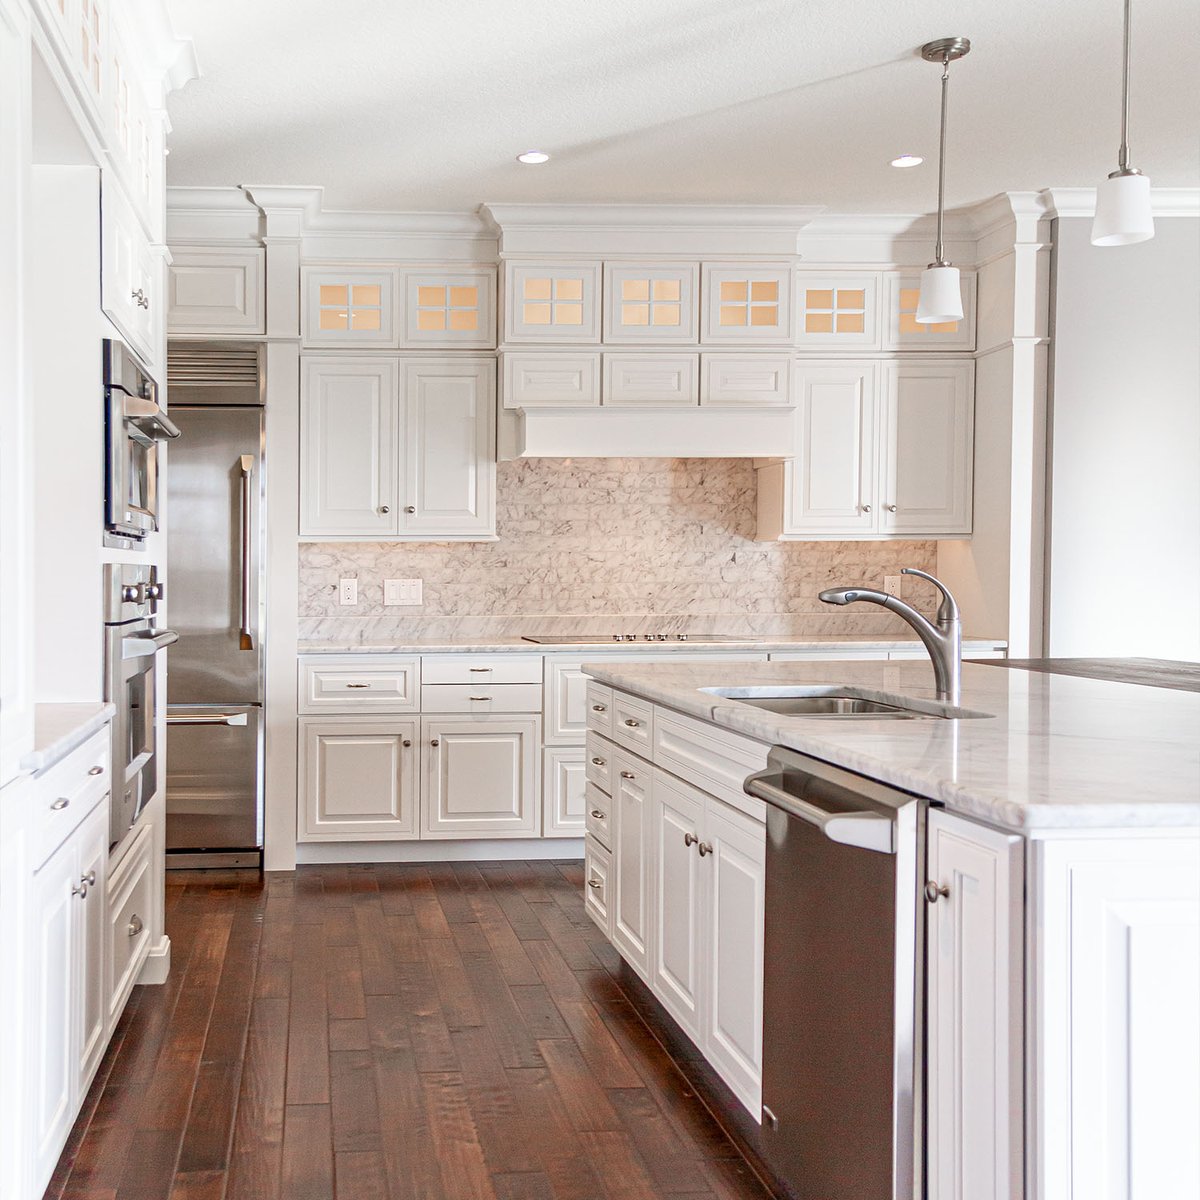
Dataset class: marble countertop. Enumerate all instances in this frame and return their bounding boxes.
[579,659,1200,832]
[298,634,1008,655]
[22,703,115,774]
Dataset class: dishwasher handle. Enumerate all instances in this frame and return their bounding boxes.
[744,769,895,854]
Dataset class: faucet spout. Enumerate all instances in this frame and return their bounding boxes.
[818,572,963,706]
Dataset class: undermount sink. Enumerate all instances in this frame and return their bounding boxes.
[701,685,993,721]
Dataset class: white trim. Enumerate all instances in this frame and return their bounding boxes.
[137,936,171,985]
[1041,186,1200,220]
[295,837,584,864]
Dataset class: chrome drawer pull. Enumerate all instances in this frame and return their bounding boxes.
[591,704,606,712]
[698,842,712,857]
[590,809,606,820]
[345,683,371,689]
[619,770,635,780]
[88,765,104,776]
[623,718,640,728]
[51,798,70,811]
[469,667,491,673]
[590,757,605,766]
[128,914,144,937]
[684,833,698,848]
[469,695,492,701]
[587,878,602,890]
[924,881,950,904]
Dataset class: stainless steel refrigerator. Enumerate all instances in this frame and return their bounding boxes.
[165,342,265,869]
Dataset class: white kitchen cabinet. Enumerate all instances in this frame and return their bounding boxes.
[401,267,496,348]
[604,352,699,406]
[701,264,793,345]
[299,716,419,840]
[502,352,602,408]
[543,746,587,837]
[925,810,1023,1200]
[300,356,495,541]
[168,247,264,334]
[603,263,699,343]
[101,173,157,367]
[302,267,399,347]
[106,823,153,1027]
[884,271,977,352]
[794,273,883,350]
[583,837,612,934]
[420,714,541,839]
[504,262,601,344]
[756,358,973,540]
[611,748,651,978]
[699,354,791,406]
[300,357,398,537]
[298,655,421,715]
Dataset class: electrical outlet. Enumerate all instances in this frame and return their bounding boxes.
[884,575,903,598]
[338,578,358,606]
[384,578,423,606]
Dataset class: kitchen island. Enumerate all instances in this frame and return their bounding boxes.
[579,657,1200,1200]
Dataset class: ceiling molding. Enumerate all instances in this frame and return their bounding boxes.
[165,186,262,244]
[1041,186,1200,219]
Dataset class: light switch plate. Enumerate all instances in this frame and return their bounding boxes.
[884,575,902,598]
[338,578,358,606]
[384,578,423,606]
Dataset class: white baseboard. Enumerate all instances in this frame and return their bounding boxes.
[294,838,584,865]
[138,935,171,985]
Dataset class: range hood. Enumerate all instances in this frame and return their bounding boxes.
[498,406,796,459]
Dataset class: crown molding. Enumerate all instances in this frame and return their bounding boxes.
[165,186,262,244]
[1042,186,1200,219]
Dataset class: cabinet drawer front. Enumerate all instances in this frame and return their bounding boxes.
[653,709,769,821]
[611,690,654,755]
[585,682,614,736]
[585,781,611,847]
[420,684,543,713]
[107,824,153,1023]
[585,731,615,795]
[32,729,112,871]
[298,656,420,713]
[503,352,601,408]
[701,355,791,406]
[583,836,612,933]
[421,654,543,685]
[603,353,699,406]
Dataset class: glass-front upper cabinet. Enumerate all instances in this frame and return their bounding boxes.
[302,268,399,348]
[503,262,602,344]
[401,268,496,348]
[701,264,793,345]
[603,264,699,343]
[794,274,883,350]
[883,271,977,351]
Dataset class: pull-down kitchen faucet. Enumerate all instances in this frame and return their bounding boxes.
[819,567,963,705]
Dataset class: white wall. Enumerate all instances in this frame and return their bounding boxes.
[1046,216,1200,658]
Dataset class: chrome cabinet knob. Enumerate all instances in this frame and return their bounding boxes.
[619,770,635,780]
[50,798,70,811]
[861,504,872,513]
[72,880,88,898]
[430,739,440,747]
[684,832,698,848]
[590,809,606,820]
[83,870,96,886]
[698,842,713,857]
[379,505,390,513]
[925,880,950,903]
[402,739,412,747]
[128,914,144,937]
[88,766,104,776]
[405,505,416,514]
[591,704,606,713]
[623,718,640,728]
[591,757,605,766]
[886,504,898,513]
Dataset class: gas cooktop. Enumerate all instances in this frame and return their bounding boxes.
[521,633,763,645]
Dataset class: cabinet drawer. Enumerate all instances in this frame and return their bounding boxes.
[583,836,612,933]
[107,824,153,1023]
[420,684,543,714]
[585,682,614,736]
[421,654,543,685]
[32,729,112,872]
[603,353,699,406]
[585,731,615,795]
[611,691,653,755]
[585,782,611,848]
[701,354,791,406]
[503,352,601,408]
[298,656,420,713]
[653,709,769,822]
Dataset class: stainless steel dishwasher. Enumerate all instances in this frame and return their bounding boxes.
[744,748,926,1200]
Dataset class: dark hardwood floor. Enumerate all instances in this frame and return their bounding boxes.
[45,862,776,1200]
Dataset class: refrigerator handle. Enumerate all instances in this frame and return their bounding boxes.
[238,454,255,651]
[167,711,250,726]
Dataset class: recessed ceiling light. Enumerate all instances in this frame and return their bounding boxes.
[891,154,923,168]
[517,151,550,164]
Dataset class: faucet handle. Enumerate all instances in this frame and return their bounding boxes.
[900,568,960,623]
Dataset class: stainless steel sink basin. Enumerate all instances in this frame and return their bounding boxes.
[700,685,993,720]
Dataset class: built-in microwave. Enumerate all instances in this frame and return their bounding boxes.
[104,339,178,549]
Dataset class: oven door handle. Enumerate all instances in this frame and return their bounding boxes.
[121,629,180,658]
[167,711,249,727]
[744,769,895,853]
[239,455,255,651]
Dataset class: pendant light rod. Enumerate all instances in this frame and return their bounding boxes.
[920,37,970,267]
[1117,0,1134,173]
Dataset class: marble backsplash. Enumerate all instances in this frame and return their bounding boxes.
[298,458,940,639]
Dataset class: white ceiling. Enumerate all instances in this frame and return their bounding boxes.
[163,0,1200,215]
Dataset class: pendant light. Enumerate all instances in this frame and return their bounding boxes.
[916,38,970,325]
[1092,0,1154,245]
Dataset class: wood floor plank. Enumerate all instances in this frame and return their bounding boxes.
[285,922,330,1106]
[492,1172,556,1200]
[509,983,572,1041]
[280,1104,334,1200]
[333,1151,389,1200]
[423,934,484,1031]
[329,1050,382,1155]
[555,999,645,1089]
[580,1129,669,1200]
[536,1039,623,1133]
[420,1072,499,1200]
[224,996,289,1200]
[610,1087,716,1196]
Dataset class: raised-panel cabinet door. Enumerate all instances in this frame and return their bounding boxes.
[168,248,265,334]
[543,746,587,837]
[401,268,496,348]
[421,715,540,839]
[879,361,973,536]
[504,262,601,343]
[402,358,495,538]
[604,353,699,406]
[75,806,108,1099]
[300,358,399,538]
[299,717,419,840]
[611,749,651,978]
[543,657,591,744]
[502,352,602,408]
[77,0,105,115]
[703,799,765,1115]
[650,769,704,1040]
[100,177,156,368]
[783,361,878,535]
[603,263,699,343]
[926,810,1023,1200]
[795,274,883,350]
[302,268,399,347]
[701,264,792,345]
[883,271,977,351]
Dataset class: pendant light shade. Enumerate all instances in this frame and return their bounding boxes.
[1092,0,1154,246]
[916,38,970,325]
